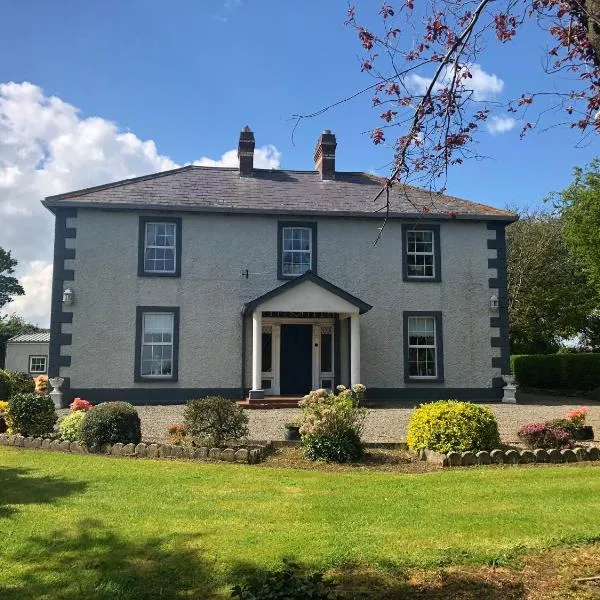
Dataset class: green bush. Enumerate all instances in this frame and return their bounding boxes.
[231,560,335,600]
[8,393,57,437]
[407,400,501,453]
[184,396,248,446]
[299,386,367,463]
[8,371,35,395]
[58,410,86,442]
[511,353,600,390]
[0,369,12,399]
[80,402,141,449]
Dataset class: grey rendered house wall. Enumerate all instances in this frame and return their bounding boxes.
[56,208,503,401]
[5,342,49,374]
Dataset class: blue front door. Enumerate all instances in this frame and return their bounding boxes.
[280,324,312,395]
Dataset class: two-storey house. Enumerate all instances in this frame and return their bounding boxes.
[43,128,516,405]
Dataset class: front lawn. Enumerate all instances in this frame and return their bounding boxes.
[2,447,600,599]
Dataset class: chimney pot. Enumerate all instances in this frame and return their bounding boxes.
[314,130,337,180]
[238,126,255,177]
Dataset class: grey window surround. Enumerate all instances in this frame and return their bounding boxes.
[401,224,441,282]
[134,306,180,382]
[277,221,317,280]
[403,311,444,383]
[29,355,48,374]
[137,216,182,277]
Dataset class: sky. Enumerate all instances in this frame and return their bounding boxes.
[0,0,598,326]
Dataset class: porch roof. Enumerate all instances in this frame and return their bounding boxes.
[242,271,373,316]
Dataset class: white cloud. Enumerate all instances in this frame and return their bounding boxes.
[406,63,504,101]
[0,82,280,326]
[487,115,517,135]
[193,145,281,169]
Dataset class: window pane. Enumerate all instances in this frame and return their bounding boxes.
[320,331,332,372]
[262,330,272,372]
[407,316,437,377]
[406,230,435,278]
[281,227,312,276]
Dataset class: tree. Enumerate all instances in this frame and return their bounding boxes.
[296,2,600,207]
[506,209,598,353]
[555,159,600,292]
[0,314,43,369]
[0,247,25,309]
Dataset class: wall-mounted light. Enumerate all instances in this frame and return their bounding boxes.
[62,288,74,306]
[489,294,499,311]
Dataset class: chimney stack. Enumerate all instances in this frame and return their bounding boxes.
[313,130,337,180]
[238,126,255,177]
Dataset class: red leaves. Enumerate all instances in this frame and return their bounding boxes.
[371,128,385,145]
[380,110,397,122]
[358,28,375,50]
[518,95,534,106]
[380,3,394,19]
[520,122,533,139]
[494,13,517,42]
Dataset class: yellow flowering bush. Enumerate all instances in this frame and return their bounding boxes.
[0,400,10,433]
[34,375,49,394]
[407,400,501,453]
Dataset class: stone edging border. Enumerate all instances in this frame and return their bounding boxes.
[422,446,600,467]
[0,434,271,464]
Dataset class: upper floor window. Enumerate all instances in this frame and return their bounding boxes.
[138,217,182,277]
[402,224,441,282]
[277,221,317,279]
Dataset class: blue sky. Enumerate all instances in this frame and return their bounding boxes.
[0,0,598,324]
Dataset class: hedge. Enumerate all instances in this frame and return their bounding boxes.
[511,353,600,391]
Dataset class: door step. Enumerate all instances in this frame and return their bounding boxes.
[236,396,302,409]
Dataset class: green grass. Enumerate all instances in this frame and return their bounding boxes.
[2,447,600,599]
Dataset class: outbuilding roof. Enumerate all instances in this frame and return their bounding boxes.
[43,165,516,222]
[7,332,50,343]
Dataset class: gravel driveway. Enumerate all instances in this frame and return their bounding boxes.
[92,393,599,443]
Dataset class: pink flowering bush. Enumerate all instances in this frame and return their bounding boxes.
[517,422,574,450]
[167,423,187,445]
[299,385,367,463]
[69,398,93,412]
[565,406,588,426]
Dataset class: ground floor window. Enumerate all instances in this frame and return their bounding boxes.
[29,355,47,374]
[404,311,444,382]
[135,307,180,382]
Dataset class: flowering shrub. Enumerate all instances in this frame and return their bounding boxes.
[0,400,9,434]
[69,398,93,412]
[299,385,367,463]
[407,401,501,453]
[167,423,187,445]
[34,375,48,394]
[58,410,86,442]
[565,406,588,426]
[517,422,574,450]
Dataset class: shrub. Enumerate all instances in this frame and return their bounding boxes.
[184,396,248,446]
[0,400,9,434]
[0,369,12,399]
[231,560,335,600]
[511,353,600,391]
[80,402,142,449]
[565,406,588,425]
[69,397,93,412]
[299,385,367,463]
[8,371,35,395]
[167,423,186,445]
[8,393,57,437]
[34,375,48,394]
[407,400,501,453]
[517,422,574,449]
[58,410,86,442]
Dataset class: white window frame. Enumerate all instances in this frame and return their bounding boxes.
[144,222,177,274]
[140,312,175,378]
[407,316,437,379]
[281,227,312,277]
[29,355,47,374]
[406,230,435,279]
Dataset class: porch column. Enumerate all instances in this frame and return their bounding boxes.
[250,309,264,399]
[350,312,361,386]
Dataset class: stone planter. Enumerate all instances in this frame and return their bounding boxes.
[284,426,301,441]
[572,426,594,441]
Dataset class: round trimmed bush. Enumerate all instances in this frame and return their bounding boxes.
[8,371,35,395]
[407,400,501,453]
[58,410,86,442]
[0,369,12,399]
[8,393,57,437]
[184,396,248,446]
[80,402,141,449]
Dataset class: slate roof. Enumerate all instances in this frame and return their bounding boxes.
[43,165,516,221]
[8,332,50,343]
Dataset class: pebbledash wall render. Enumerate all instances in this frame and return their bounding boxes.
[43,129,516,406]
